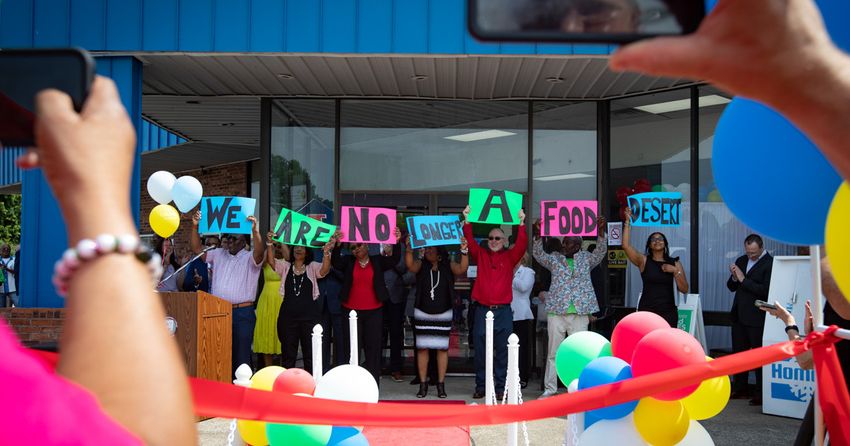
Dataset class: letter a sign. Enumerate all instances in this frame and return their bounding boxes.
[468,188,523,225]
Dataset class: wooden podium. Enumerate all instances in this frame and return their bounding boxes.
[159,291,232,383]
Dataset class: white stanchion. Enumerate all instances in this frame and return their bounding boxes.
[228,364,253,446]
[507,334,519,446]
[349,310,359,366]
[563,379,584,446]
[810,246,825,446]
[485,310,495,406]
[312,324,324,379]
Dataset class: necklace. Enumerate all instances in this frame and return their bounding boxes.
[429,268,441,300]
[292,273,306,297]
[358,258,370,268]
[293,263,307,275]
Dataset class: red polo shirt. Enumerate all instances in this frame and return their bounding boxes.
[463,223,527,306]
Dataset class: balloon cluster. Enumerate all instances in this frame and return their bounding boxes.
[146,171,203,238]
[555,312,730,446]
[238,365,377,446]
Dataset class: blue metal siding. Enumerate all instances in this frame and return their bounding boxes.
[140,119,187,152]
[0,148,24,186]
[0,0,614,55]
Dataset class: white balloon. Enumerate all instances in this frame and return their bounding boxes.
[578,415,648,446]
[146,171,176,205]
[676,183,691,202]
[568,379,579,393]
[662,183,676,193]
[314,364,379,404]
[677,420,714,446]
[172,176,204,213]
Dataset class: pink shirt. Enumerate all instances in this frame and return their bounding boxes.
[206,248,263,304]
[0,320,141,444]
[273,260,327,301]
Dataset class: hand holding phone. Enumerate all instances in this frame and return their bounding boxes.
[754,300,776,310]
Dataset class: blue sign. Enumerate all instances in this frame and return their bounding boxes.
[199,197,256,234]
[627,192,682,227]
[406,215,463,248]
[769,358,815,403]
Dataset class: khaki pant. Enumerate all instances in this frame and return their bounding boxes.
[544,313,589,393]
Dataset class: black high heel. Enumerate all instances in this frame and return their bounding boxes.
[417,382,428,398]
[437,382,447,398]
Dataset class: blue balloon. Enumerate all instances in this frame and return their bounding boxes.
[584,411,602,430]
[578,356,638,420]
[712,98,841,244]
[327,426,369,446]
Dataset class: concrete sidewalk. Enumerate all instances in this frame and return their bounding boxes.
[198,375,801,445]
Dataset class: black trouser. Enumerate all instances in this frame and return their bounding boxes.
[341,306,384,386]
[279,318,316,374]
[731,321,763,396]
[383,300,405,373]
[513,319,533,384]
[321,310,344,368]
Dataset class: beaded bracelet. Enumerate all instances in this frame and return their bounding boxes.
[52,234,163,297]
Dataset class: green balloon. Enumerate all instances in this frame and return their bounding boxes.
[555,331,612,387]
[651,185,664,192]
[267,422,332,446]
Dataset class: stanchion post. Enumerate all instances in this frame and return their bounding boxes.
[507,333,519,446]
[312,324,324,380]
[229,364,253,446]
[810,245,825,446]
[349,310,359,366]
[485,311,495,406]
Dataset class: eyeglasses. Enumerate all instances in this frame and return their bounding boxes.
[489,236,503,241]
[650,237,665,242]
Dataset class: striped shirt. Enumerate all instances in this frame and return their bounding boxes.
[206,248,262,304]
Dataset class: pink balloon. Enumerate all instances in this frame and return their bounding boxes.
[631,328,706,400]
[272,368,316,395]
[611,311,671,362]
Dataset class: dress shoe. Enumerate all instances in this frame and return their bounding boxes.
[417,382,428,398]
[391,372,403,383]
[472,389,485,399]
[437,382,447,398]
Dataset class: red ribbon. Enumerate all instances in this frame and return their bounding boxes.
[810,326,850,446]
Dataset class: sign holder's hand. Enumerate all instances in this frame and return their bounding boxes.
[597,215,607,233]
[462,205,470,223]
[192,210,202,228]
[518,208,526,225]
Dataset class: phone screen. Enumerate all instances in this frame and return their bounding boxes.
[0,49,94,147]
[468,0,706,43]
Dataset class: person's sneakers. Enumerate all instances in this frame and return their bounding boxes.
[538,390,558,399]
[391,372,404,383]
[472,389,486,399]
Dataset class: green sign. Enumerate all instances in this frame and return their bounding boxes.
[468,188,523,225]
[272,208,336,248]
[677,308,693,333]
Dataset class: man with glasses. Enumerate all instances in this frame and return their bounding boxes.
[462,206,527,400]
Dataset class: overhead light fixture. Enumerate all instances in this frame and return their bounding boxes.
[545,76,564,84]
[634,94,731,114]
[219,122,236,127]
[535,173,593,182]
[185,100,200,105]
[411,74,428,81]
[444,130,516,142]
[277,73,294,79]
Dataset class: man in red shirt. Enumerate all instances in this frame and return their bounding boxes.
[463,206,527,399]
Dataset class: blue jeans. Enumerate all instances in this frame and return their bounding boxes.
[473,304,512,393]
[232,306,256,375]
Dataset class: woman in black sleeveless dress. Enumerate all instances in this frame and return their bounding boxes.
[623,207,689,327]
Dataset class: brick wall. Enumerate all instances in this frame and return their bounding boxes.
[0,308,64,346]
[140,163,249,254]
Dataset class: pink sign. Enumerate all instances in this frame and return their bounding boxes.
[540,200,599,237]
[340,206,397,243]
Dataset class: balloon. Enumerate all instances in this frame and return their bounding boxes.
[149,204,180,238]
[634,398,689,446]
[611,311,670,362]
[706,190,723,202]
[713,98,841,244]
[252,366,286,390]
[616,186,633,206]
[315,364,379,404]
[651,185,664,192]
[327,426,370,446]
[172,175,204,213]
[146,170,176,205]
[273,368,316,395]
[578,357,638,420]
[555,331,612,387]
[678,420,715,446]
[826,183,850,304]
[237,366,286,446]
[578,415,647,446]
[662,183,676,193]
[631,328,705,400]
[680,358,731,420]
[267,421,332,446]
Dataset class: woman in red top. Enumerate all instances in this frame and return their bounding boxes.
[330,228,402,385]
[462,206,527,399]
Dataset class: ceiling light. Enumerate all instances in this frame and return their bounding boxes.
[411,74,428,81]
[535,173,593,182]
[545,76,564,84]
[634,94,731,114]
[444,130,516,142]
[185,100,200,105]
[219,122,236,127]
[277,73,294,79]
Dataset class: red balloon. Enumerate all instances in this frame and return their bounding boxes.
[618,205,628,222]
[631,328,706,400]
[611,311,670,363]
[272,368,316,395]
[616,186,632,205]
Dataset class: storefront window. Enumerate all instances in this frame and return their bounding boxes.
[340,101,529,192]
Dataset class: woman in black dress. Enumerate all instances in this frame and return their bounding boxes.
[622,207,689,327]
[404,236,469,398]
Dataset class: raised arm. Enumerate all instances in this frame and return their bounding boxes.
[330,230,347,271]
[190,210,203,255]
[264,232,276,268]
[316,240,334,278]
[531,237,559,272]
[505,209,528,266]
[451,236,470,276]
[404,235,423,274]
[462,205,481,261]
[586,216,608,268]
[622,207,646,270]
[248,216,265,266]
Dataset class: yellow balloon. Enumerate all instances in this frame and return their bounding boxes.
[149,204,180,238]
[634,398,690,446]
[680,357,731,420]
[826,183,850,306]
[235,366,286,446]
[251,366,286,391]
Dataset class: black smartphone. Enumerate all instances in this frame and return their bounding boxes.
[468,0,706,44]
[0,48,95,147]
[754,300,777,311]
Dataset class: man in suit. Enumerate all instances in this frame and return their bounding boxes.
[727,233,773,406]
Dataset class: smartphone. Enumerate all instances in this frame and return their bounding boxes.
[754,300,777,310]
[468,0,706,44]
[0,48,95,147]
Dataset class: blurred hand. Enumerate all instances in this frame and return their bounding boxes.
[192,211,202,227]
[462,205,470,222]
[518,208,526,225]
[597,215,607,232]
[761,301,795,326]
[804,300,814,334]
[661,264,678,274]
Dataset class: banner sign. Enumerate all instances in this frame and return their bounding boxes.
[540,200,598,237]
[340,206,397,244]
[468,188,523,225]
[626,192,682,227]
[199,197,256,234]
[406,215,463,248]
[272,207,337,248]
